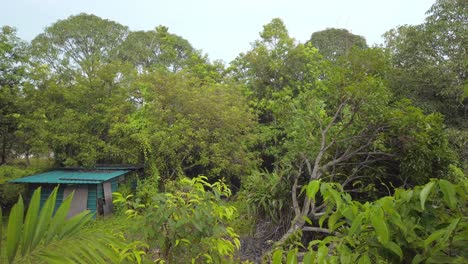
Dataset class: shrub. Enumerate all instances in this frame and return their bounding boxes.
[114,176,240,263]
[242,170,292,224]
[0,166,36,212]
[271,179,468,263]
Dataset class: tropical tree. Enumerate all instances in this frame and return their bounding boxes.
[242,45,460,246]
[384,0,467,125]
[111,70,257,182]
[29,14,138,166]
[0,26,29,164]
[229,18,326,171]
[230,18,297,102]
[31,13,129,79]
[119,26,198,73]
[309,28,368,61]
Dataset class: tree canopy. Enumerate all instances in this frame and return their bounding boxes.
[0,3,466,262]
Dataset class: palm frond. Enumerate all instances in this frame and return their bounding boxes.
[0,187,128,264]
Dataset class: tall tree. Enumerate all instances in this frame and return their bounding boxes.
[273,47,458,246]
[31,13,129,79]
[112,70,257,182]
[30,14,136,166]
[0,26,29,164]
[230,18,296,101]
[384,0,467,125]
[118,26,196,73]
[229,18,328,170]
[309,28,368,61]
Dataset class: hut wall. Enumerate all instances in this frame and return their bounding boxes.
[87,184,98,214]
[37,184,64,212]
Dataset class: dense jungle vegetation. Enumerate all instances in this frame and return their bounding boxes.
[1,0,467,263]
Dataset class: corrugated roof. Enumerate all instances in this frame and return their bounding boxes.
[10,170,130,184]
[61,166,144,171]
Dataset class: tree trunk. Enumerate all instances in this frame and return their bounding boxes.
[25,150,30,167]
[1,135,7,165]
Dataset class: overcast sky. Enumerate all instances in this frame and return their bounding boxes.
[1,0,435,63]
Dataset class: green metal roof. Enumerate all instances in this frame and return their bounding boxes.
[10,170,130,184]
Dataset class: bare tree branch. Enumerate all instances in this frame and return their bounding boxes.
[292,171,301,217]
[302,226,333,234]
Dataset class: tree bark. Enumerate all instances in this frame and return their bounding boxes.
[1,134,7,165]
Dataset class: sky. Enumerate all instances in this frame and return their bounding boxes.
[1,0,436,63]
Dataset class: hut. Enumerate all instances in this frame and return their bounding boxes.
[10,166,142,217]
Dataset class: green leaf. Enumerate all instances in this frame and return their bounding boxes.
[328,188,343,209]
[328,212,342,232]
[319,213,328,228]
[0,206,3,262]
[339,250,355,264]
[348,213,364,236]
[358,253,371,264]
[385,241,403,259]
[31,187,58,250]
[388,212,406,235]
[45,192,74,243]
[423,230,445,248]
[424,218,460,250]
[420,181,435,210]
[35,252,70,264]
[286,248,298,264]
[303,251,314,264]
[426,255,458,263]
[272,249,283,264]
[412,254,425,264]
[21,187,41,255]
[341,203,359,221]
[306,180,321,202]
[370,207,389,245]
[317,245,328,264]
[58,211,93,239]
[438,180,457,209]
[6,196,24,263]
[303,215,313,225]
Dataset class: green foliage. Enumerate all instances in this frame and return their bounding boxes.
[115,176,240,263]
[113,71,257,181]
[309,28,368,61]
[242,170,292,223]
[0,186,147,264]
[273,179,467,263]
[0,26,30,164]
[85,215,149,264]
[27,13,138,166]
[0,165,38,183]
[229,18,329,172]
[384,0,467,125]
[273,46,457,197]
[446,127,468,170]
[226,193,256,236]
[0,166,36,211]
[0,206,3,261]
[31,13,129,77]
[118,26,209,75]
[1,8,466,263]
[386,102,458,185]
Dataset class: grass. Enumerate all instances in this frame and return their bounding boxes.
[6,157,54,171]
[86,213,134,236]
[228,194,256,237]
